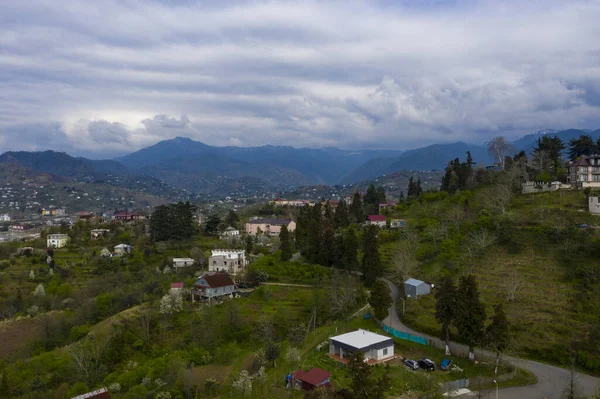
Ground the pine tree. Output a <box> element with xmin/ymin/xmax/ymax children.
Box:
<box><xmin>342</xmin><ymin>226</ymin><xmax>359</xmax><ymax>271</ymax></box>
<box><xmin>485</xmin><ymin>304</ymin><xmax>510</xmax><ymax>374</ymax></box>
<box><xmin>1</xmin><ymin>370</ymin><xmax>8</xmax><ymax>397</ymax></box>
<box><xmin>369</xmin><ymin>280</ymin><xmax>392</xmax><ymax>320</ymax></box>
<box><xmin>347</xmin><ymin>350</ymin><xmax>390</xmax><ymax>399</ymax></box>
<box><xmin>454</xmin><ymin>274</ymin><xmax>486</xmax><ymax>361</ymax></box>
<box><xmin>333</xmin><ymin>200</ymin><xmax>349</xmax><ymax>228</ymax></box>
<box><xmin>435</xmin><ymin>276</ymin><xmax>457</xmax><ymax>355</ymax></box>
<box><xmin>407</xmin><ymin>177</ymin><xmax>415</xmax><ymax>197</ymax></box>
<box><xmin>319</xmin><ymin>220</ymin><xmax>335</xmax><ymax>266</ymax></box>
<box><xmin>225</xmin><ymin>210</ymin><xmax>239</xmax><ymax>228</ymax></box>
<box><xmin>295</xmin><ymin>206</ymin><xmax>311</xmax><ymax>254</ymax></box>
<box><xmin>416</xmin><ymin>178</ymin><xmax>422</xmax><ymax>196</ymax></box>
<box><xmin>361</xmin><ymin>225</ymin><xmax>382</xmax><ymax>285</ymax></box>
<box><xmin>279</xmin><ymin>225</ymin><xmax>293</xmax><ymax>261</ymax></box>
<box><xmin>308</xmin><ymin>203</ymin><xmax>322</xmax><ymax>263</ymax></box>
<box><xmin>350</xmin><ymin>192</ymin><xmax>363</xmax><ymax>224</ymax></box>
<box><xmin>245</xmin><ymin>235</ymin><xmax>253</xmax><ymax>255</ymax></box>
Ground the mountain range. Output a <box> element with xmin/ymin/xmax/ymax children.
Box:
<box><xmin>1</xmin><ymin>128</ymin><xmax>599</xmax><ymax>198</ymax></box>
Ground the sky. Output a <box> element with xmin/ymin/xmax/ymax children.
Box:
<box><xmin>1</xmin><ymin>0</ymin><xmax>600</xmax><ymax>158</ymax></box>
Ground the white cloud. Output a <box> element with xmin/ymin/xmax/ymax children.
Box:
<box><xmin>0</xmin><ymin>0</ymin><xmax>600</xmax><ymax>156</ymax></box>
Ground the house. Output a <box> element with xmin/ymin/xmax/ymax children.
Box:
<box><xmin>329</xmin><ymin>329</ymin><xmax>395</xmax><ymax>363</ymax></box>
<box><xmin>76</xmin><ymin>211</ymin><xmax>94</xmax><ymax>220</ymax></box>
<box><xmin>245</xmin><ymin>218</ymin><xmax>296</xmax><ymax>236</ymax></box>
<box><xmin>271</xmin><ymin>198</ymin><xmax>313</xmax><ymax>207</ymax></box>
<box><xmin>191</xmin><ymin>272</ymin><xmax>236</xmax><ymax>301</ymax></box>
<box><xmin>208</xmin><ymin>249</ymin><xmax>247</xmax><ymax>275</ymax></box>
<box><xmin>114</xmin><ymin>244</ymin><xmax>132</xmax><ymax>255</ymax></box>
<box><xmin>390</xmin><ymin>219</ymin><xmax>405</xmax><ymax>229</ymax></box>
<box><xmin>220</xmin><ymin>226</ymin><xmax>240</xmax><ymax>239</ymax></box>
<box><xmin>171</xmin><ymin>282</ymin><xmax>184</xmax><ymax>291</ymax></box>
<box><xmin>291</xmin><ymin>368</ymin><xmax>331</xmax><ymax>391</ymax></box>
<box><xmin>41</xmin><ymin>207</ymin><xmax>66</xmax><ymax>217</ymax></box>
<box><xmin>112</xmin><ymin>211</ymin><xmax>146</xmax><ymax>222</ymax></box>
<box><xmin>90</xmin><ymin>229</ymin><xmax>110</xmax><ymax>239</ymax></box>
<box><xmin>47</xmin><ymin>234</ymin><xmax>69</xmax><ymax>248</ymax></box>
<box><xmin>72</xmin><ymin>387</ymin><xmax>111</xmax><ymax>399</ymax></box>
<box><xmin>378</xmin><ymin>202</ymin><xmax>396</xmax><ymax>213</ymax></box>
<box><xmin>591</xmin><ymin>197</ymin><xmax>600</xmax><ymax>215</ymax></box>
<box><xmin>0</xmin><ymin>214</ymin><xmax>10</xmax><ymax>222</ymax></box>
<box><xmin>404</xmin><ymin>278</ymin><xmax>431</xmax><ymax>298</ymax></box>
<box><xmin>366</xmin><ymin>215</ymin><xmax>386</xmax><ymax>227</ymax></box>
<box><xmin>568</xmin><ymin>155</ymin><xmax>600</xmax><ymax>188</ymax></box>
<box><xmin>9</xmin><ymin>224</ymin><xmax>28</xmax><ymax>231</ymax></box>
<box><xmin>173</xmin><ymin>257</ymin><xmax>195</xmax><ymax>269</ymax></box>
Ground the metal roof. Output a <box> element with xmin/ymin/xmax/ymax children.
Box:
<box><xmin>404</xmin><ymin>278</ymin><xmax>426</xmax><ymax>287</ymax></box>
<box><xmin>329</xmin><ymin>329</ymin><xmax>391</xmax><ymax>350</ymax></box>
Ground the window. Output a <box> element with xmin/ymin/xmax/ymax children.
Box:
<box><xmin>383</xmin><ymin>348</ymin><xmax>388</xmax><ymax>356</ymax></box>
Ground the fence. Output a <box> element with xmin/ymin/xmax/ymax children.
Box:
<box><xmin>382</xmin><ymin>324</ymin><xmax>428</xmax><ymax>346</ymax></box>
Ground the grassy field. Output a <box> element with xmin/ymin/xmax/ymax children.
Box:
<box><xmin>388</xmin><ymin>189</ymin><xmax>600</xmax><ymax>372</ymax></box>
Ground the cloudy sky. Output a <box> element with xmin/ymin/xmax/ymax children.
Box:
<box><xmin>1</xmin><ymin>0</ymin><xmax>600</xmax><ymax>158</ymax></box>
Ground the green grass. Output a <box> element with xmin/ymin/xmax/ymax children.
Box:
<box><xmin>249</xmin><ymin>254</ymin><xmax>333</xmax><ymax>284</ymax></box>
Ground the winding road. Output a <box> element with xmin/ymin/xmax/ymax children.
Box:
<box><xmin>381</xmin><ymin>278</ymin><xmax>599</xmax><ymax>399</ymax></box>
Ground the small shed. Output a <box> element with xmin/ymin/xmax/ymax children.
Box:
<box><xmin>173</xmin><ymin>258</ymin><xmax>195</xmax><ymax>269</ymax></box>
<box><xmin>291</xmin><ymin>368</ymin><xmax>331</xmax><ymax>391</ymax></box>
<box><xmin>170</xmin><ymin>282</ymin><xmax>184</xmax><ymax>291</ymax></box>
<box><xmin>404</xmin><ymin>278</ymin><xmax>431</xmax><ymax>298</ymax></box>
<box><xmin>114</xmin><ymin>244</ymin><xmax>132</xmax><ymax>255</ymax></box>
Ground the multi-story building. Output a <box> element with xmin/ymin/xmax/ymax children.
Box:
<box><xmin>568</xmin><ymin>156</ymin><xmax>600</xmax><ymax>188</ymax></box>
<box><xmin>47</xmin><ymin>234</ymin><xmax>69</xmax><ymax>248</ymax></box>
<box><xmin>208</xmin><ymin>249</ymin><xmax>247</xmax><ymax>275</ymax></box>
<box><xmin>245</xmin><ymin>218</ymin><xmax>296</xmax><ymax>236</ymax></box>
<box><xmin>0</xmin><ymin>214</ymin><xmax>10</xmax><ymax>222</ymax></box>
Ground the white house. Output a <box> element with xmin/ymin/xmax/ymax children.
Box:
<box><xmin>590</xmin><ymin>197</ymin><xmax>600</xmax><ymax>215</ymax></box>
<box><xmin>390</xmin><ymin>219</ymin><xmax>405</xmax><ymax>229</ymax></box>
<box><xmin>173</xmin><ymin>257</ymin><xmax>195</xmax><ymax>269</ymax></box>
<box><xmin>220</xmin><ymin>226</ymin><xmax>240</xmax><ymax>238</ymax></box>
<box><xmin>329</xmin><ymin>329</ymin><xmax>395</xmax><ymax>363</ymax></box>
<box><xmin>90</xmin><ymin>229</ymin><xmax>110</xmax><ymax>239</ymax></box>
<box><xmin>47</xmin><ymin>234</ymin><xmax>69</xmax><ymax>248</ymax></box>
<box><xmin>0</xmin><ymin>214</ymin><xmax>10</xmax><ymax>222</ymax></box>
<box><xmin>208</xmin><ymin>249</ymin><xmax>247</xmax><ymax>275</ymax></box>
<box><xmin>365</xmin><ymin>215</ymin><xmax>386</xmax><ymax>227</ymax></box>
<box><xmin>114</xmin><ymin>243</ymin><xmax>132</xmax><ymax>255</ymax></box>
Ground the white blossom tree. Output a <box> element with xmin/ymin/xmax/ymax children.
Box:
<box><xmin>33</xmin><ymin>283</ymin><xmax>45</xmax><ymax>297</ymax></box>
<box><xmin>159</xmin><ymin>290</ymin><xmax>183</xmax><ymax>315</ymax></box>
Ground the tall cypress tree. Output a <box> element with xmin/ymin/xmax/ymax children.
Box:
<box><xmin>279</xmin><ymin>225</ymin><xmax>293</xmax><ymax>261</ymax></box>
<box><xmin>455</xmin><ymin>274</ymin><xmax>486</xmax><ymax>361</ymax></box>
<box><xmin>308</xmin><ymin>203</ymin><xmax>322</xmax><ymax>263</ymax></box>
<box><xmin>342</xmin><ymin>226</ymin><xmax>359</xmax><ymax>271</ymax></box>
<box><xmin>295</xmin><ymin>206</ymin><xmax>310</xmax><ymax>254</ymax></box>
<box><xmin>245</xmin><ymin>234</ymin><xmax>253</xmax><ymax>255</ymax></box>
<box><xmin>319</xmin><ymin>220</ymin><xmax>335</xmax><ymax>266</ymax></box>
<box><xmin>485</xmin><ymin>304</ymin><xmax>510</xmax><ymax>374</ymax></box>
<box><xmin>361</xmin><ymin>225</ymin><xmax>382</xmax><ymax>285</ymax></box>
<box><xmin>350</xmin><ymin>192</ymin><xmax>363</xmax><ymax>223</ymax></box>
<box><xmin>435</xmin><ymin>276</ymin><xmax>457</xmax><ymax>355</ymax></box>
<box><xmin>334</xmin><ymin>200</ymin><xmax>349</xmax><ymax>228</ymax></box>
<box><xmin>407</xmin><ymin>177</ymin><xmax>415</xmax><ymax>198</ymax></box>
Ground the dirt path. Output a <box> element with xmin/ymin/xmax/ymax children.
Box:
<box><xmin>381</xmin><ymin>278</ymin><xmax>600</xmax><ymax>399</ymax></box>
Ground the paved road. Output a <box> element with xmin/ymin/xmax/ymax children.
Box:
<box><xmin>381</xmin><ymin>278</ymin><xmax>599</xmax><ymax>399</ymax></box>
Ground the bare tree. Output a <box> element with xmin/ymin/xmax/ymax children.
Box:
<box><xmin>328</xmin><ymin>272</ymin><xmax>359</xmax><ymax>319</ymax></box>
<box><xmin>488</xmin><ymin>136</ymin><xmax>515</xmax><ymax>170</ymax></box>
<box><xmin>503</xmin><ymin>270</ymin><xmax>522</xmax><ymax>303</ymax></box>
<box><xmin>445</xmin><ymin>206</ymin><xmax>466</xmax><ymax>231</ymax></box>
<box><xmin>391</xmin><ymin>246</ymin><xmax>419</xmax><ymax>283</ymax></box>
<box><xmin>465</xmin><ymin>228</ymin><xmax>498</xmax><ymax>257</ymax></box>
<box><xmin>481</xmin><ymin>185</ymin><xmax>513</xmax><ymax>214</ymax></box>
<box><xmin>70</xmin><ymin>335</ymin><xmax>106</xmax><ymax>383</ymax></box>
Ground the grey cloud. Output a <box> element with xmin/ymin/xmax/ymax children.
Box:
<box><xmin>1</xmin><ymin>0</ymin><xmax>600</xmax><ymax>155</ymax></box>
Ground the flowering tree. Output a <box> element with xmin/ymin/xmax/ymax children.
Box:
<box><xmin>159</xmin><ymin>290</ymin><xmax>183</xmax><ymax>315</ymax></box>
<box><xmin>33</xmin><ymin>284</ymin><xmax>45</xmax><ymax>297</ymax></box>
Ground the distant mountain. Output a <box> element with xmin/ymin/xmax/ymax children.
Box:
<box><xmin>0</xmin><ymin>150</ymin><xmax>125</xmax><ymax>180</ymax></box>
<box><xmin>0</xmin><ymin>163</ymin><xmax>168</xmax><ymax>215</ymax></box>
<box><xmin>342</xmin><ymin>128</ymin><xmax>600</xmax><ymax>183</ymax></box>
<box><xmin>341</xmin><ymin>142</ymin><xmax>491</xmax><ymax>183</ymax></box>
<box><xmin>117</xmin><ymin>136</ymin><xmax>406</xmax><ymax>187</ymax></box>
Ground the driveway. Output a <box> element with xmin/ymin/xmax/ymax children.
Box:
<box><xmin>381</xmin><ymin>278</ymin><xmax>599</xmax><ymax>399</ymax></box>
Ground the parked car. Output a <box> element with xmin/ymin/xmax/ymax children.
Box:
<box><xmin>440</xmin><ymin>358</ymin><xmax>452</xmax><ymax>371</ymax></box>
<box><xmin>403</xmin><ymin>359</ymin><xmax>419</xmax><ymax>370</ymax></box>
<box><xmin>418</xmin><ymin>358</ymin><xmax>435</xmax><ymax>371</ymax></box>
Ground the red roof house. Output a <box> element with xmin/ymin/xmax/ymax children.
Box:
<box><xmin>192</xmin><ymin>272</ymin><xmax>236</xmax><ymax>301</ymax></box>
<box><xmin>292</xmin><ymin>368</ymin><xmax>331</xmax><ymax>391</ymax></box>
<box><xmin>72</xmin><ymin>387</ymin><xmax>112</xmax><ymax>399</ymax></box>
<box><xmin>171</xmin><ymin>282</ymin><xmax>184</xmax><ymax>290</ymax></box>
<box><xmin>366</xmin><ymin>215</ymin><xmax>387</xmax><ymax>227</ymax></box>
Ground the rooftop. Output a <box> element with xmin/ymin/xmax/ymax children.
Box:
<box><xmin>405</xmin><ymin>278</ymin><xmax>426</xmax><ymax>286</ymax></box>
<box><xmin>293</xmin><ymin>368</ymin><xmax>331</xmax><ymax>386</ymax></box>
<box><xmin>247</xmin><ymin>218</ymin><xmax>293</xmax><ymax>225</ymax></box>
<box><xmin>195</xmin><ymin>272</ymin><xmax>235</xmax><ymax>288</ymax></box>
<box><xmin>329</xmin><ymin>329</ymin><xmax>391</xmax><ymax>350</ymax></box>
<box><xmin>173</xmin><ymin>258</ymin><xmax>194</xmax><ymax>262</ymax></box>
<box><xmin>171</xmin><ymin>282</ymin><xmax>184</xmax><ymax>289</ymax></box>
<box><xmin>367</xmin><ymin>215</ymin><xmax>386</xmax><ymax>222</ymax></box>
